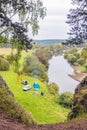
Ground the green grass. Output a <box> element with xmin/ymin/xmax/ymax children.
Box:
<box><xmin>80</xmin><ymin>66</ymin><xmax>87</xmax><ymax>71</ymax></box>
<box><xmin>0</xmin><ymin>70</ymin><xmax>69</xmax><ymax>124</ymax></box>
<box><xmin>0</xmin><ymin>49</ymin><xmax>70</xmax><ymax>124</ymax></box>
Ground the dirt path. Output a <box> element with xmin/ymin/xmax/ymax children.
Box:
<box><xmin>0</xmin><ymin>113</ymin><xmax>87</xmax><ymax>130</ymax></box>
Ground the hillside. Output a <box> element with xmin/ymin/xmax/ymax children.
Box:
<box><xmin>1</xmin><ymin>113</ymin><xmax>87</xmax><ymax>130</ymax></box>
<box><xmin>68</xmin><ymin>76</ymin><xmax>87</xmax><ymax>119</ymax></box>
<box><xmin>0</xmin><ymin>70</ymin><xmax>69</xmax><ymax>124</ymax></box>
<box><xmin>1</xmin><ymin>76</ymin><xmax>87</xmax><ymax>129</ymax></box>
<box><xmin>0</xmin><ymin>75</ymin><xmax>35</xmax><ymax>125</ymax></box>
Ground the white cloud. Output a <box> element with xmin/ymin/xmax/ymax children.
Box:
<box><xmin>32</xmin><ymin>0</ymin><xmax>72</xmax><ymax>40</ymax></box>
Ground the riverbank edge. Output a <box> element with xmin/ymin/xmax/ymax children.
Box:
<box><xmin>69</xmin><ymin>65</ymin><xmax>87</xmax><ymax>82</ymax></box>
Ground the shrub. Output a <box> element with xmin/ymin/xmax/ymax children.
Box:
<box><xmin>48</xmin><ymin>83</ymin><xmax>59</xmax><ymax>95</ymax></box>
<box><xmin>67</xmin><ymin>54</ymin><xmax>77</xmax><ymax>64</ymax></box>
<box><xmin>64</xmin><ymin>53</ymin><xmax>68</xmax><ymax>59</ymax></box>
<box><xmin>77</xmin><ymin>57</ymin><xmax>85</xmax><ymax>65</ymax></box>
<box><xmin>70</xmin><ymin>46</ymin><xmax>78</xmax><ymax>54</ymax></box>
<box><xmin>6</xmin><ymin>53</ymin><xmax>20</xmax><ymax>64</ymax></box>
<box><xmin>59</xmin><ymin>92</ymin><xmax>73</xmax><ymax>108</ymax></box>
<box><xmin>34</xmin><ymin>47</ymin><xmax>51</xmax><ymax>68</ymax></box>
<box><xmin>68</xmin><ymin>87</ymin><xmax>87</xmax><ymax>120</ymax></box>
<box><xmin>84</xmin><ymin>62</ymin><xmax>87</xmax><ymax>69</ymax></box>
<box><xmin>81</xmin><ymin>47</ymin><xmax>87</xmax><ymax>60</ymax></box>
<box><xmin>23</xmin><ymin>55</ymin><xmax>48</xmax><ymax>81</ymax></box>
<box><xmin>74</xmin><ymin>53</ymin><xmax>80</xmax><ymax>59</ymax></box>
<box><xmin>0</xmin><ymin>57</ymin><xmax>9</xmax><ymax>70</ymax></box>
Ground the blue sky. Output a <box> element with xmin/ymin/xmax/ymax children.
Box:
<box><xmin>31</xmin><ymin>0</ymin><xmax>72</xmax><ymax>40</ymax></box>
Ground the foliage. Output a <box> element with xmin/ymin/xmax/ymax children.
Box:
<box><xmin>64</xmin><ymin>46</ymin><xmax>78</xmax><ymax>56</ymax></box>
<box><xmin>6</xmin><ymin>53</ymin><xmax>21</xmax><ymax>74</ymax></box>
<box><xmin>76</xmin><ymin>47</ymin><xmax>87</xmax><ymax>66</ymax></box>
<box><xmin>64</xmin><ymin>46</ymin><xmax>87</xmax><ymax>71</ymax></box>
<box><xmin>47</xmin><ymin>83</ymin><xmax>59</xmax><ymax>95</ymax></box>
<box><xmin>34</xmin><ymin>44</ymin><xmax>64</xmax><ymax>68</ymax></box>
<box><xmin>84</xmin><ymin>62</ymin><xmax>87</xmax><ymax>69</ymax></box>
<box><xmin>0</xmin><ymin>0</ymin><xmax>46</xmax><ymax>50</ymax></box>
<box><xmin>77</xmin><ymin>57</ymin><xmax>85</xmax><ymax>65</ymax></box>
<box><xmin>49</xmin><ymin>43</ymin><xmax>64</xmax><ymax>56</ymax></box>
<box><xmin>0</xmin><ymin>57</ymin><xmax>9</xmax><ymax>70</ymax></box>
<box><xmin>22</xmin><ymin>55</ymin><xmax>48</xmax><ymax>81</ymax></box>
<box><xmin>67</xmin><ymin>0</ymin><xmax>87</xmax><ymax>44</ymax></box>
<box><xmin>67</xmin><ymin>54</ymin><xmax>77</xmax><ymax>64</ymax></box>
<box><xmin>68</xmin><ymin>82</ymin><xmax>87</xmax><ymax>120</ymax></box>
<box><xmin>64</xmin><ymin>46</ymin><xmax>79</xmax><ymax>64</ymax></box>
<box><xmin>59</xmin><ymin>92</ymin><xmax>73</xmax><ymax>108</ymax></box>
<box><xmin>34</xmin><ymin>46</ymin><xmax>51</xmax><ymax>68</ymax></box>
<box><xmin>0</xmin><ymin>36</ymin><xmax>8</xmax><ymax>47</ymax></box>
<box><xmin>81</xmin><ymin>47</ymin><xmax>87</xmax><ymax>60</ymax></box>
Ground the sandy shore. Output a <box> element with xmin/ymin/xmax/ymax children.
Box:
<box><xmin>69</xmin><ymin>66</ymin><xmax>87</xmax><ymax>82</ymax></box>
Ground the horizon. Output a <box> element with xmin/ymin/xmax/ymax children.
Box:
<box><xmin>34</xmin><ymin>38</ymin><xmax>66</xmax><ymax>40</ymax></box>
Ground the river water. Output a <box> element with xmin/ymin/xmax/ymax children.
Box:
<box><xmin>48</xmin><ymin>56</ymin><xmax>79</xmax><ymax>93</ymax></box>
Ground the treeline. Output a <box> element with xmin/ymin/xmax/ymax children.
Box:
<box><xmin>22</xmin><ymin>43</ymin><xmax>64</xmax><ymax>81</ymax></box>
<box><xmin>64</xmin><ymin>46</ymin><xmax>87</xmax><ymax>70</ymax></box>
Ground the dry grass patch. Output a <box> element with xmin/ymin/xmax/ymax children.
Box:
<box><xmin>0</xmin><ymin>48</ymin><xmax>17</xmax><ymax>56</ymax></box>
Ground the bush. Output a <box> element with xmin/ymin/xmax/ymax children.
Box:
<box><xmin>77</xmin><ymin>57</ymin><xmax>85</xmax><ymax>65</ymax></box>
<box><xmin>0</xmin><ymin>87</ymin><xmax>35</xmax><ymax>125</ymax></box>
<box><xmin>0</xmin><ymin>57</ymin><xmax>9</xmax><ymax>70</ymax></box>
<box><xmin>6</xmin><ymin>53</ymin><xmax>20</xmax><ymax>64</ymax></box>
<box><xmin>23</xmin><ymin>55</ymin><xmax>48</xmax><ymax>81</ymax></box>
<box><xmin>81</xmin><ymin>47</ymin><xmax>87</xmax><ymax>60</ymax></box>
<box><xmin>34</xmin><ymin>47</ymin><xmax>51</xmax><ymax>68</ymax></box>
<box><xmin>74</xmin><ymin>53</ymin><xmax>80</xmax><ymax>59</ymax></box>
<box><xmin>59</xmin><ymin>92</ymin><xmax>73</xmax><ymax>108</ymax></box>
<box><xmin>48</xmin><ymin>83</ymin><xmax>59</xmax><ymax>95</ymax></box>
<box><xmin>67</xmin><ymin>54</ymin><xmax>77</xmax><ymax>64</ymax></box>
<box><xmin>64</xmin><ymin>53</ymin><xmax>68</xmax><ymax>59</ymax></box>
<box><xmin>68</xmin><ymin>87</ymin><xmax>87</xmax><ymax>120</ymax></box>
<box><xmin>84</xmin><ymin>62</ymin><xmax>87</xmax><ymax>69</ymax></box>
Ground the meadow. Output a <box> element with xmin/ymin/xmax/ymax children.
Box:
<box><xmin>0</xmin><ymin>48</ymin><xmax>69</xmax><ymax>124</ymax></box>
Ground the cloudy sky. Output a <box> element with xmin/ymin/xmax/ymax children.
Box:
<box><xmin>32</xmin><ymin>0</ymin><xmax>72</xmax><ymax>40</ymax></box>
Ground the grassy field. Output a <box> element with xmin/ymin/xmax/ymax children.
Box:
<box><xmin>0</xmin><ymin>48</ymin><xmax>69</xmax><ymax>124</ymax></box>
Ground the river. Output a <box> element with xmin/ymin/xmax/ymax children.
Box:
<box><xmin>48</xmin><ymin>56</ymin><xmax>79</xmax><ymax>93</ymax></box>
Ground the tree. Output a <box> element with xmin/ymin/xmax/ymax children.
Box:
<box><xmin>0</xmin><ymin>0</ymin><xmax>46</xmax><ymax>74</ymax></box>
<box><xmin>81</xmin><ymin>46</ymin><xmax>87</xmax><ymax>60</ymax></box>
<box><xmin>47</xmin><ymin>83</ymin><xmax>59</xmax><ymax>95</ymax></box>
<box><xmin>22</xmin><ymin>55</ymin><xmax>48</xmax><ymax>81</ymax></box>
<box><xmin>0</xmin><ymin>0</ymin><xmax>46</xmax><ymax>49</ymax></box>
<box><xmin>67</xmin><ymin>0</ymin><xmax>87</xmax><ymax>44</ymax></box>
<box><xmin>59</xmin><ymin>92</ymin><xmax>73</xmax><ymax>108</ymax></box>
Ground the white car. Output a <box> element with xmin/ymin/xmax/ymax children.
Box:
<box><xmin>23</xmin><ymin>85</ymin><xmax>31</xmax><ymax>91</ymax></box>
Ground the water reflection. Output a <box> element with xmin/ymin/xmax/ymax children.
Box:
<box><xmin>48</xmin><ymin>56</ymin><xmax>79</xmax><ymax>93</ymax></box>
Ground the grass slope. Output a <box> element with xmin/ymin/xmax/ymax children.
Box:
<box><xmin>0</xmin><ymin>76</ymin><xmax>35</xmax><ymax>125</ymax></box>
<box><xmin>0</xmin><ymin>70</ymin><xmax>69</xmax><ymax>124</ymax></box>
<box><xmin>0</xmin><ymin>48</ymin><xmax>69</xmax><ymax>124</ymax></box>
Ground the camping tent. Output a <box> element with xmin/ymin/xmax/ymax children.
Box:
<box><xmin>33</xmin><ymin>82</ymin><xmax>40</xmax><ymax>90</ymax></box>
